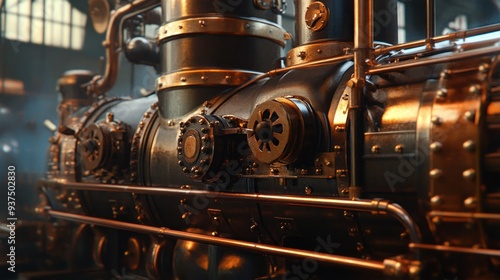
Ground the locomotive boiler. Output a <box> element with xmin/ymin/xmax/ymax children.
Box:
<box><xmin>34</xmin><ymin>0</ymin><xmax>500</xmax><ymax>279</ymax></box>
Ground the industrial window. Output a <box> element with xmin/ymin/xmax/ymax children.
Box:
<box><xmin>1</xmin><ymin>0</ymin><xmax>87</xmax><ymax>50</ymax></box>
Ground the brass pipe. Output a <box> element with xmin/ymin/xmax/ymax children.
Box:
<box><xmin>88</xmin><ymin>0</ymin><xmax>160</xmax><ymax>96</ymax></box>
<box><xmin>374</xmin><ymin>23</ymin><xmax>500</xmax><ymax>57</ymax></box>
<box><xmin>368</xmin><ymin>45</ymin><xmax>500</xmax><ymax>75</ymax></box>
<box><xmin>40</xmin><ymin>179</ymin><xmax>421</xmax><ymax>243</ymax></box>
<box><xmin>410</xmin><ymin>243</ymin><xmax>500</xmax><ymax>257</ymax></box>
<box><xmin>428</xmin><ymin>211</ymin><xmax>500</xmax><ymax>220</ymax></box>
<box><xmin>48</xmin><ymin>209</ymin><xmax>397</xmax><ymax>273</ymax></box>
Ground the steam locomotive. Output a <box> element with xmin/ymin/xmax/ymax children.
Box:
<box><xmin>30</xmin><ymin>0</ymin><xmax>500</xmax><ymax>279</ymax></box>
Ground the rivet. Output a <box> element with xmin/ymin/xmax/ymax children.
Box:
<box><xmin>225</xmin><ymin>75</ymin><xmax>231</xmax><ymax>80</ymax></box>
<box><xmin>464</xmin><ymin>197</ymin><xmax>477</xmax><ymax>209</ymax></box>
<box><xmin>245</xmin><ymin>23</ymin><xmax>250</xmax><ymax>29</ymax></box>
<box><xmin>178</xmin><ymin>25</ymin><xmax>183</xmax><ymax>29</ymax></box>
<box><xmin>431</xmin><ymin>116</ymin><xmax>442</xmax><ymax>125</ymax></box>
<box><xmin>163</xmin><ymin>28</ymin><xmax>168</xmax><ymax>34</ymax></box>
<box><xmin>198</xmin><ymin>118</ymin><xmax>205</xmax><ymax>125</ymax></box>
<box><xmin>462</xmin><ymin>169</ymin><xmax>476</xmax><ymax>180</ymax></box>
<box><xmin>478</xmin><ymin>63</ymin><xmax>489</xmax><ymax>73</ymax></box>
<box><xmin>430</xmin><ymin>195</ymin><xmax>442</xmax><ymax>206</ymax></box>
<box><xmin>317</xmin><ymin>49</ymin><xmax>322</xmax><ymax>54</ymax></box>
<box><xmin>300</xmin><ymin>169</ymin><xmax>308</xmax><ymax>175</ymax></box>
<box><xmin>462</xmin><ymin>140</ymin><xmax>475</xmax><ymax>152</ymax></box>
<box><xmin>440</xmin><ymin>70</ymin><xmax>450</xmax><ymax>79</ymax></box>
<box><xmin>201</xmin><ymin>76</ymin><xmax>208</xmax><ymax>81</ymax></box>
<box><xmin>168</xmin><ymin>120</ymin><xmax>175</xmax><ymax>126</ymax></box>
<box><xmin>158</xmin><ymin>82</ymin><xmax>163</xmax><ymax>88</ymax></box>
<box><xmin>394</xmin><ymin>144</ymin><xmax>404</xmax><ymax>153</ymax></box>
<box><xmin>430</xmin><ymin>142</ymin><xmax>443</xmax><ymax>152</ymax></box>
<box><xmin>305</xmin><ymin>186</ymin><xmax>312</xmax><ymax>195</ymax></box>
<box><xmin>335</xmin><ymin>126</ymin><xmax>345</xmax><ymax>132</ymax></box>
<box><xmin>432</xmin><ymin>217</ymin><xmax>442</xmax><ymax>225</ymax></box>
<box><xmin>180</xmin><ymin>77</ymin><xmax>187</xmax><ymax>82</ymax></box>
<box><xmin>469</xmin><ymin>84</ymin><xmax>481</xmax><ymax>94</ymax></box>
<box><xmin>429</xmin><ymin>169</ymin><xmax>443</xmax><ymax>179</ymax></box>
<box><xmin>177</xmin><ymin>160</ymin><xmax>184</xmax><ymax>166</ymax></box>
<box><xmin>371</xmin><ymin>145</ymin><xmax>380</xmax><ymax>154</ymax></box>
<box><xmin>436</xmin><ymin>89</ymin><xmax>447</xmax><ymax>100</ymax></box>
<box><xmin>464</xmin><ymin>110</ymin><xmax>475</xmax><ymax>122</ymax></box>
<box><xmin>199</xmin><ymin>20</ymin><xmax>205</xmax><ymax>27</ymax></box>
<box><xmin>212</xmin><ymin>231</ymin><xmax>218</xmax><ymax>236</ymax></box>
<box><xmin>182</xmin><ymin>167</ymin><xmax>188</xmax><ymax>173</ymax></box>
<box><xmin>334</xmin><ymin>145</ymin><xmax>342</xmax><ymax>152</ymax></box>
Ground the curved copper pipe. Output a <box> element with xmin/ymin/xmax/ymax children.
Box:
<box><xmin>88</xmin><ymin>0</ymin><xmax>160</xmax><ymax>96</ymax></box>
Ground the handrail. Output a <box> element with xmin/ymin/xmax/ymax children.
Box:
<box><xmin>39</xmin><ymin>179</ymin><xmax>421</xmax><ymax>243</ymax></box>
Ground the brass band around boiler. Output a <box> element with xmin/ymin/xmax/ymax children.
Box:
<box><xmin>156</xmin><ymin>69</ymin><xmax>262</xmax><ymax>90</ymax></box>
<box><xmin>157</xmin><ymin>17</ymin><xmax>289</xmax><ymax>46</ymax></box>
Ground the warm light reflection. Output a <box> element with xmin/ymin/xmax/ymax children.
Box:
<box><xmin>0</xmin><ymin>78</ymin><xmax>25</xmax><ymax>95</ymax></box>
<box><xmin>196</xmin><ymin>254</ymin><xmax>209</xmax><ymax>270</ymax></box>
<box><xmin>218</xmin><ymin>255</ymin><xmax>243</xmax><ymax>271</ymax></box>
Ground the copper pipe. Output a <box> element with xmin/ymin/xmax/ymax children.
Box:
<box><xmin>426</xmin><ymin>0</ymin><xmax>435</xmax><ymax>40</ymax></box>
<box><xmin>349</xmin><ymin>0</ymin><xmax>373</xmax><ymax>194</ymax></box>
<box><xmin>368</xmin><ymin>45</ymin><xmax>500</xmax><ymax>75</ymax></box>
<box><xmin>374</xmin><ymin>23</ymin><xmax>500</xmax><ymax>57</ymax></box>
<box><xmin>428</xmin><ymin>211</ymin><xmax>500</xmax><ymax>220</ymax></box>
<box><xmin>88</xmin><ymin>0</ymin><xmax>160</xmax><ymax>96</ymax></box>
<box><xmin>410</xmin><ymin>243</ymin><xmax>500</xmax><ymax>257</ymax></box>
<box><xmin>40</xmin><ymin>179</ymin><xmax>421</xmax><ymax>243</ymax></box>
<box><xmin>47</xmin><ymin>209</ymin><xmax>390</xmax><ymax>272</ymax></box>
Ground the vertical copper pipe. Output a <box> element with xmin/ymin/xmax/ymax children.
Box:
<box><xmin>426</xmin><ymin>0</ymin><xmax>435</xmax><ymax>40</ymax></box>
<box><xmin>88</xmin><ymin>0</ymin><xmax>160</xmax><ymax>96</ymax></box>
<box><xmin>349</xmin><ymin>0</ymin><xmax>373</xmax><ymax>195</ymax></box>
